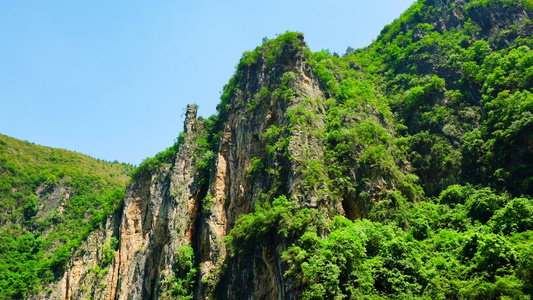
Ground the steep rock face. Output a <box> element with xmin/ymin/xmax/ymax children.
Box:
<box><xmin>43</xmin><ymin>34</ymin><xmax>327</xmax><ymax>300</ymax></box>
<box><xmin>38</xmin><ymin>35</ymin><xmax>323</xmax><ymax>300</ymax></box>
<box><xmin>197</xmin><ymin>34</ymin><xmax>328</xmax><ymax>299</ymax></box>
<box><xmin>112</xmin><ymin>105</ymin><xmax>202</xmax><ymax>300</ymax></box>
<box><xmin>32</xmin><ymin>106</ymin><xmax>204</xmax><ymax>300</ymax></box>
<box><xmin>35</xmin><ymin>31</ymin><xmax>401</xmax><ymax>300</ymax></box>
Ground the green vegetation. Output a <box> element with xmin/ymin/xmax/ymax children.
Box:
<box><xmin>159</xmin><ymin>246</ymin><xmax>197</xmax><ymax>300</ymax></box>
<box><xmin>310</xmin><ymin>48</ymin><xmax>422</xmax><ymax>223</ymax></box>
<box><xmin>228</xmin><ymin>185</ymin><xmax>532</xmax><ymax>299</ymax></box>
<box><xmin>230</xmin><ymin>195</ymin><xmax>327</xmax><ymax>246</ymax></box>
<box><xmin>220</xmin><ymin>0</ymin><xmax>533</xmax><ymax>298</ymax></box>
<box><xmin>349</xmin><ymin>0</ymin><xmax>533</xmax><ymax>197</ymax></box>
<box><xmin>3</xmin><ymin>0</ymin><xmax>533</xmax><ymax>298</ymax></box>
<box><xmin>0</xmin><ymin>134</ymin><xmax>133</xmax><ymax>299</ymax></box>
<box><xmin>132</xmin><ymin>131</ymin><xmax>185</xmax><ymax>178</ymax></box>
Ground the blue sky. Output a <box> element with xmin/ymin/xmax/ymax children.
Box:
<box><xmin>0</xmin><ymin>0</ymin><xmax>414</xmax><ymax>165</ymax></box>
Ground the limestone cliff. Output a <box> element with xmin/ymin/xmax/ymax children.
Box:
<box><xmin>30</xmin><ymin>105</ymin><xmax>203</xmax><ymax>300</ymax></box>
<box><xmin>197</xmin><ymin>33</ymin><xmax>328</xmax><ymax>299</ymax></box>
<box><xmin>32</xmin><ymin>32</ymin><xmax>329</xmax><ymax>300</ymax></box>
<box><xmin>30</xmin><ymin>0</ymin><xmax>533</xmax><ymax>298</ymax></box>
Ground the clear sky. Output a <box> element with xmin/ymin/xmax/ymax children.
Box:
<box><xmin>0</xmin><ymin>0</ymin><xmax>414</xmax><ymax>165</ymax></box>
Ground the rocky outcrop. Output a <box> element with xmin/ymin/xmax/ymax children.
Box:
<box><xmin>29</xmin><ymin>214</ymin><xmax>121</xmax><ymax>300</ymax></box>
<box><xmin>112</xmin><ymin>105</ymin><xmax>203</xmax><ymax>300</ymax></box>
<box><xmin>418</xmin><ymin>0</ymin><xmax>533</xmax><ymax>44</ymax></box>
<box><xmin>35</xmin><ymin>180</ymin><xmax>71</xmax><ymax>220</ymax></box>
<box><xmin>34</xmin><ymin>33</ymin><xmax>329</xmax><ymax>300</ymax></box>
<box><xmin>197</xmin><ymin>33</ymin><xmax>328</xmax><ymax>299</ymax></box>
<box><xmin>32</xmin><ymin>106</ymin><xmax>203</xmax><ymax>300</ymax></box>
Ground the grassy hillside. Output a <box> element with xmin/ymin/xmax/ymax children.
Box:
<box><xmin>0</xmin><ymin>134</ymin><xmax>134</xmax><ymax>299</ymax></box>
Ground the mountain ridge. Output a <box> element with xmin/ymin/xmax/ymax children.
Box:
<box><xmin>1</xmin><ymin>0</ymin><xmax>533</xmax><ymax>298</ymax></box>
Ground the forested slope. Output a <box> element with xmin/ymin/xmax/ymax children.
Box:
<box><xmin>0</xmin><ymin>134</ymin><xmax>134</xmax><ymax>298</ymax></box>
<box><xmin>1</xmin><ymin>0</ymin><xmax>533</xmax><ymax>299</ymax></box>
<box><xmin>223</xmin><ymin>0</ymin><xmax>533</xmax><ymax>298</ymax></box>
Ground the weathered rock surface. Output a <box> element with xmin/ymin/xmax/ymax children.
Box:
<box><xmin>32</xmin><ymin>1</ymin><xmax>533</xmax><ymax>298</ymax></box>
<box><xmin>34</xmin><ymin>34</ymin><xmax>325</xmax><ymax>300</ymax></box>
<box><xmin>32</xmin><ymin>106</ymin><xmax>203</xmax><ymax>300</ymax></box>
<box><xmin>198</xmin><ymin>34</ymin><xmax>327</xmax><ymax>300</ymax></box>
<box><xmin>113</xmin><ymin>105</ymin><xmax>203</xmax><ymax>300</ymax></box>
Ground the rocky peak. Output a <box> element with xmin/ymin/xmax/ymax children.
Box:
<box><xmin>30</xmin><ymin>32</ymin><xmax>328</xmax><ymax>300</ymax></box>
<box><xmin>196</xmin><ymin>32</ymin><xmax>329</xmax><ymax>298</ymax></box>
<box><xmin>183</xmin><ymin>104</ymin><xmax>199</xmax><ymax>138</ymax></box>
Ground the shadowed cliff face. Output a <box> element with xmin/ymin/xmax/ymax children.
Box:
<box><xmin>396</xmin><ymin>0</ymin><xmax>532</xmax><ymax>40</ymax></box>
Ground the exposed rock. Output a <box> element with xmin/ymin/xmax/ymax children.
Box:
<box><xmin>29</xmin><ymin>214</ymin><xmax>121</xmax><ymax>300</ymax></box>
<box><xmin>32</xmin><ymin>2</ymin><xmax>533</xmax><ymax>298</ymax></box>
<box><xmin>113</xmin><ymin>105</ymin><xmax>202</xmax><ymax>299</ymax></box>
<box><xmin>32</xmin><ymin>106</ymin><xmax>203</xmax><ymax>300</ymax></box>
<box><xmin>197</xmin><ymin>33</ymin><xmax>328</xmax><ymax>300</ymax></box>
<box><xmin>35</xmin><ymin>180</ymin><xmax>71</xmax><ymax>220</ymax></box>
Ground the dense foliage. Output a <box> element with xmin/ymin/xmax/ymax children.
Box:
<box><xmin>159</xmin><ymin>246</ymin><xmax>197</xmax><ymax>300</ymax></box>
<box><xmin>222</xmin><ymin>0</ymin><xmax>533</xmax><ymax>298</ymax></box>
<box><xmin>354</xmin><ymin>0</ymin><xmax>533</xmax><ymax>197</ymax></box>
<box><xmin>280</xmin><ymin>185</ymin><xmax>533</xmax><ymax>299</ymax></box>
<box><xmin>0</xmin><ymin>134</ymin><xmax>133</xmax><ymax>299</ymax></box>
<box><xmin>2</xmin><ymin>0</ymin><xmax>533</xmax><ymax>298</ymax></box>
